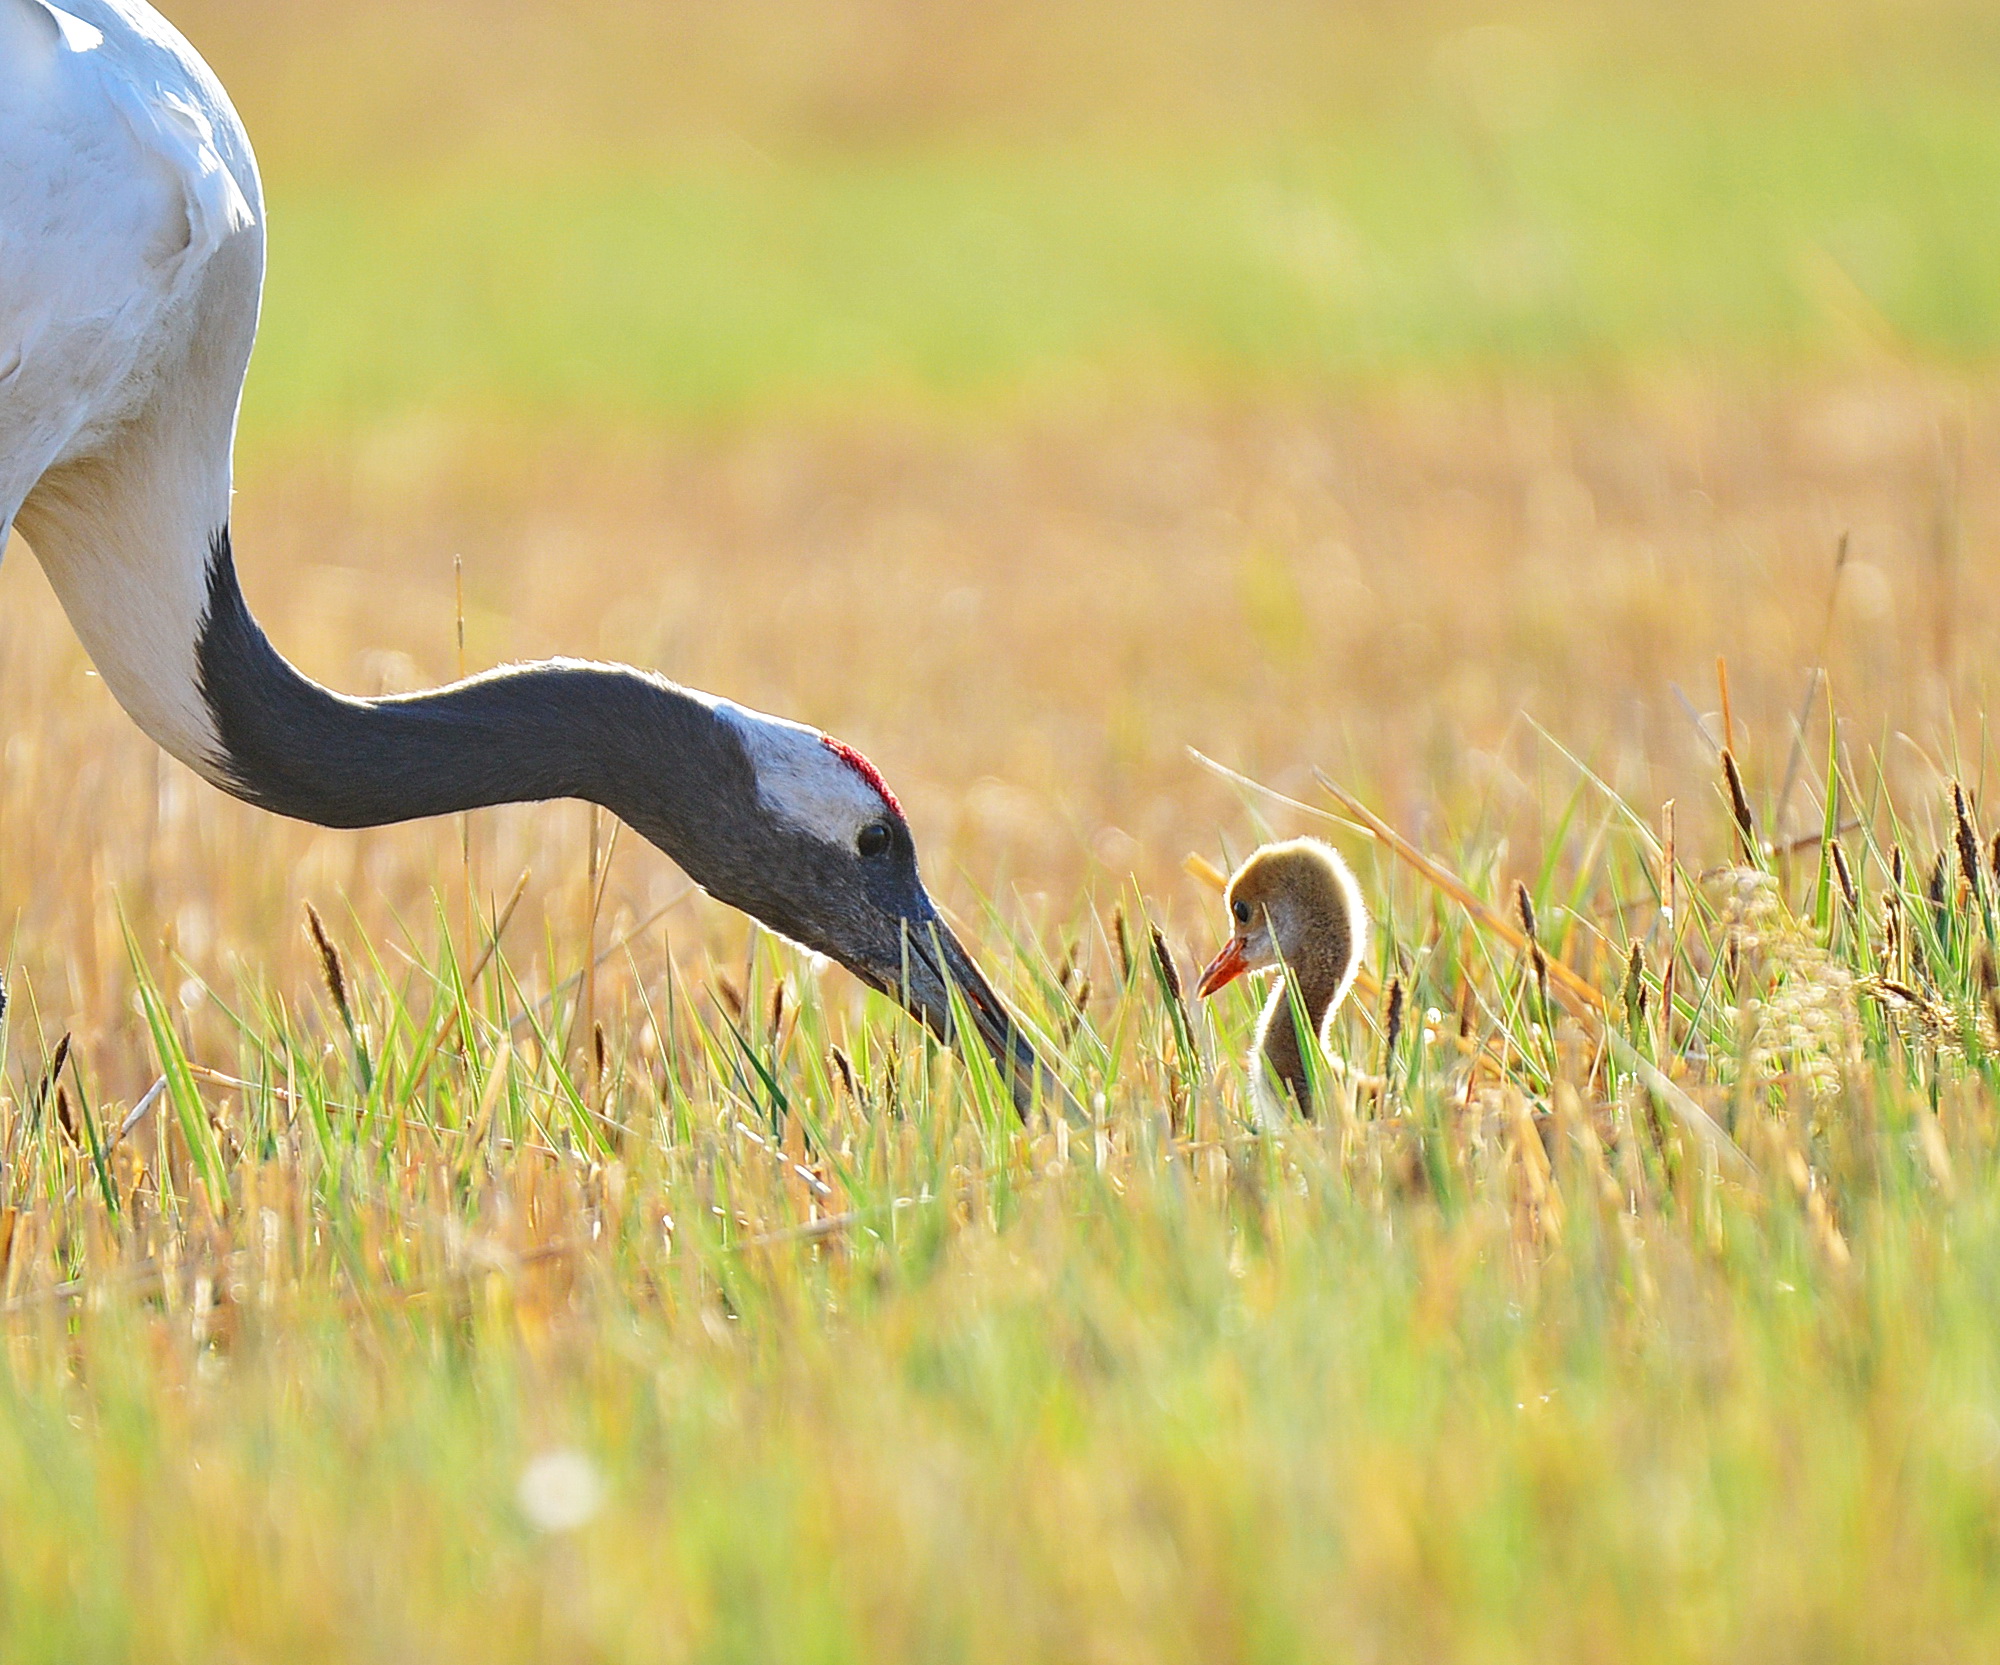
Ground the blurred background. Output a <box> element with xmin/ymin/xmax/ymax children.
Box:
<box><xmin>192</xmin><ymin>0</ymin><xmax>2000</xmax><ymax>435</ymax></box>
<box><xmin>6</xmin><ymin>0</ymin><xmax>2000</xmax><ymax>1061</ymax></box>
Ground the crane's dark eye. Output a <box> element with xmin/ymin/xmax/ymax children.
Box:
<box><xmin>1232</xmin><ymin>899</ymin><xmax>1251</xmax><ymax>925</ymax></box>
<box><xmin>857</xmin><ymin>821</ymin><xmax>893</xmax><ymax>860</ymax></box>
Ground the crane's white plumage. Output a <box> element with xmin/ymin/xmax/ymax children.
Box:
<box><xmin>2</xmin><ymin>0</ymin><xmax>261</xmax><ymax>771</ymax></box>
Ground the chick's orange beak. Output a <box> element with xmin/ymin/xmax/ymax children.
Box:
<box><xmin>1197</xmin><ymin>936</ymin><xmax>1251</xmax><ymax>998</ymax></box>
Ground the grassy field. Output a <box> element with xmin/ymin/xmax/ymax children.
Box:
<box><xmin>5</xmin><ymin>0</ymin><xmax>2000</xmax><ymax>1658</ymax></box>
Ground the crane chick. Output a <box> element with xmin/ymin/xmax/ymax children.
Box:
<box><xmin>1197</xmin><ymin>839</ymin><xmax>1368</xmax><ymax>1121</ymax></box>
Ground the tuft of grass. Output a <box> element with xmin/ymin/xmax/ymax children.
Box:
<box><xmin>0</xmin><ymin>689</ymin><xmax>1999</xmax><ymax>1655</ymax></box>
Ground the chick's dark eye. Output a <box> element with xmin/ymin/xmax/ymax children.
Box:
<box><xmin>1232</xmin><ymin>899</ymin><xmax>1251</xmax><ymax>925</ymax></box>
<box><xmin>857</xmin><ymin>822</ymin><xmax>893</xmax><ymax>860</ymax></box>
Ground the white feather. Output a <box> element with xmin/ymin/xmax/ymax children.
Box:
<box><xmin>1</xmin><ymin>0</ymin><xmax>262</xmax><ymax>773</ymax></box>
<box><xmin>40</xmin><ymin>3</ymin><xmax>102</xmax><ymax>50</ymax></box>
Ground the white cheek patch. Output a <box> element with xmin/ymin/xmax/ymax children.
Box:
<box><xmin>704</xmin><ymin>698</ymin><xmax>892</xmax><ymax>848</ymax></box>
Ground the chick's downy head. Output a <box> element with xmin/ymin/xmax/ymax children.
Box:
<box><xmin>1198</xmin><ymin>838</ymin><xmax>1367</xmax><ymax>998</ymax></box>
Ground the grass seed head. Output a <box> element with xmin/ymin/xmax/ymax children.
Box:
<box><xmin>34</xmin><ymin>1032</ymin><xmax>72</xmax><ymax>1126</ymax></box>
<box><xmin>1056</xmin><ymin>940</ymin><xmax>1092</xmax><ymax>1033</ymax></box>
<box><xmin>1624</xmin><ymin>942</ymin><xmax>1648</xmax><ymax>1024</ymax></box>
<box><xmin>303</xmin><ymin>903</ymin><xmax>354</xmax><ymax>1032</ymax></box>
<box><xmin>1513</xmin><ymin>882</ymin><xmax>1549</xmax><ymax>1003</ymax></box>
<box><xmin>1722</xmin><ymin>749</ymin><xmax>1756</xmax><ymax>855</ymax></box>
<box><xmin>1514</xmin><ymin>880</ymin><xmax>1537</xmax><ymax>941</ymax></box>
<box><xmin>32</xmin><ymin>1032</ymin><xmax>73</xmax><ymax>1136</ymax></box>
<box><xmin>1149</xmin><ymin>923</ymin><xmax>1185</xmax><ymax>1006</ymax></box>
<box><xmin>828</xmin><ymin>1044</ymin><xmax>857</xmax><ymax>1101</ymax></box>
<box><xmin>715</xmin><ymin>974</ymin><xmax>744</xmax><ymax>1020</ymax></box>
<box><xmin>1830</xmin><ymin>838</ymin><xmax>1858</xmax><ymax>912</ymax></box>
<box><xmin>1954</xmin><ymin>781</ymin><xmax>1982</xmax><ymax>893</ymax></box>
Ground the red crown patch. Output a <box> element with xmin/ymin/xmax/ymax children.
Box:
<box><xmin>822</xmin><ymin>735</ymin><xmax>903</xmax><ymax>818</ymax></box>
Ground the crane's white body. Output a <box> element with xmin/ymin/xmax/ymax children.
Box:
<box><xmin>1</xmin><ymin>0</ymin><xmax>260</xmax><ymax>775</ymax></box>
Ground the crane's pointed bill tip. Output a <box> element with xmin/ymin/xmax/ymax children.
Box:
<box><xmin>923</xmin><ymin>918</ymin><xmax>1059</xmax><ymax>1118</ymax></box>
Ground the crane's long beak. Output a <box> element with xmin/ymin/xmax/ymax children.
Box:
<box><xmin>1197</xmin><ymin>936</ymin><xmax>1251</xmax><ymax>998</ymax></box>
<box><xmin>901</xmin><ymin>917</ymin><xmax>1060</xmax><ymax>1119</ymax></box>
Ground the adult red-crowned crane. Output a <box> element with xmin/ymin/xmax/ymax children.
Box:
<box><xmin>0</xmin><ymin>0</ymin><xmax>1048</xmax><ymax>1105</ymax></box>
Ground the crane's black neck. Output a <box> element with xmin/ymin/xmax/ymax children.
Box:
<box><xmin>194</xmin><ymin>529</ymin><xmax>754</xmax><ymax>839</ymax></box>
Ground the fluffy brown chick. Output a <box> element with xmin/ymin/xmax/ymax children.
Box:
<box><xmin>1197</xmin><ymin>838</ymin><xmax>1368</xmax><ymax>1120</ymax></box>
